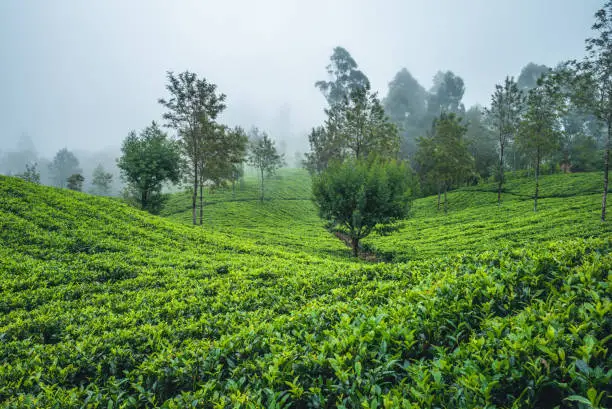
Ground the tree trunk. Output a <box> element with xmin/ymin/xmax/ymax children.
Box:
<box><xmin>602</xmin><ymin>122</ymin><xmax>611</xmax><ymax>222</ymax></box>
<box><xmin>498</xmin><ymin>142</ymin><xmax>504</xmax><ymax>206</ymax></box>
<box><xmin>351</xmin><ymin>237</ymin><xmax>359</xmax><ymax>257</ymax></box>
<box><xmin>443</xmin><ymin>184</ymin><xmax>448</xmax><ymax>214</ymax></box>
<box><xmin>199</xmin><ymin>183</ymin><xmax>204</xmax><ymax>226</ymax></box>
<box><xmin>534</xmin><ymin>148</ymin><xmax>540</xmax><ymax>213</ymax></box>
<box><xmin>437</xmin><ymin>184</ymin><xmax>441</xmax><ymax>211</ymax></box>
<box><xmin>192</xmin><ymin>167</ymin><xmax>198</xmax><ymax>225</ymax></box>
<box><xmin>232</xmin><ymin>179</ymin><xmax>236</xmax><ymax>199</ymax></box>
<box><xmin>260</xmin><ymin>168</ymin><xmax>264</xmax><ymax>202</ymax></box>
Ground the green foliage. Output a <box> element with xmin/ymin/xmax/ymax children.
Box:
<box><xmin>383</xmin><ymin>68</ymin><xmax>429</xmax><ymax>158</ymax></box>
<box><xmin>48</xmin><ymin>148</ymin><xmax>81</xmax><ymax>188</ymax></box>
<box><xmin>305</xmin><ymin>85</ymin><xmax>400</xmax><ymax>173</ymax></box>
<box><xmin>161</xmin><ymin>169</ymin><xmax>351</xmax><ymax>259</ymax></box>
<box><xmin>486</xmin><ymin>76</ymin><xmax>525</xmax><ymax>204</ymax></box>
<box><xmin>313</xmin><ymin>158</ymin><xmax>416</xmax><ymax>256</ymax></box>
<box><xmin>516</xmin><ymin>75</ymin><xmax>564</xmax><ymax>211</ymax></box>
<box><xmin>117</xmin><ymin>122</ymin><xmax>182</xmax><ymax>213</ymax></box>
<box><xmin>426</xmin><ymin>70</ymin><xmax>466</xmax><ymax>118</ymax></box>
<box><xmin>66</xmin><ymin>173</ymin><xmax>84</xmax><ymax>191</ymax></box>
<box><xmin>315</xmin><ymin>46</ymin><xmax>370</xmax><ymax>107</ymax></box>
<box><xmin>91</xmin><ymin>164</ymin><xmax>113</xmax><ymax>195</ymax></box>
<box><xmin>366</xmin><ymin>172</ymin><xmax>612</xmax><ymax>262</ymax></box>
<box><xmin>415</xmin><ymin>113</ymin><xmax>474</xmax><ymax>207</ymax></box>
<box><xmin>0</xmin><ymin>174</ymin><xmax>610</xmax><ymax>408</ymax></box>
<box><xmin>16</xmin><ymin>162</ymin><xmax>40</xmax><ymax>184</ymax></box>
<box><xmin>570</xmin><ymin>0</ymin><xmax>612</xmax><ymax>221</ymax></box>
<box><xmin>158</xmin><ymin>70</ymin><xmax>227</xmax><ymax>225</ymax></box>
<box><xmin>248</xmin><ymin>129</ymin><xmax>285</xmax><ymax>202</ymax></box>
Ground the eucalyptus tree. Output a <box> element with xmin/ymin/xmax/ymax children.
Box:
<box><xmin>570</xmin><ymin>1</ymin><xmax>612</xmax><ymax>221</ymax></box>
<box><xmin>516</xmin><ymin>78</ymin><xmax>564</xmax><ymax>212</ymax></box>
<box><xmin>248</xmin><ymin>129</ymin><xmax>284</xmax><ymax>202</ymax></box>
<box><xmin>49</xmin><ymin>148</ymin><xmax>81</xmax><ymax>188</ymax></box>
<box><xmin>158</xmin><ymin>71</ymin><xmax>226</xmax><ymax>225</ymax></box>
<box><xmin>485</xmin><ymin>77</ymin><xmax>525</xmax><ymax>205</ymax></box>
<box><xmin>315</xmin><ymin>46</ymin><xmax>370</xmax><ymax>107</ymax></box>
<box><xmin>305</xmin><ymin>85</ymin><xmax>400</xmax><ymax>173</ymax></box>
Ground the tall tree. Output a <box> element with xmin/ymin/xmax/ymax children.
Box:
<box><xmin>571</xmin><ymin>1</ymin><xmax>612</xmax><ymax>221</ymax></box>
<box><xmin>315</xmin><ymin>46</ymin><xmax>370</xmax><ymax>106</ymax></box>
<box><xmin>485</xmin><ymin>77</ymin><xmax>525</xmax><ymax>205</ymax></box>
<box><xmin>305</xmin><ymin>85</ymin><xmax>400</xmax><ymax>173</ymax></box>
<box><xmin>415</xmin><ymin>113</ymin><xmax>474</xmax><ymax>212</ymax></box>
<box><xmin>248</xmin><ymin>130</ymin><xmax>285</xmax><ymax>202</ymax></box>
<box><xmin>427</xmin><ymin>71</ymin><xmax>466</xmax><ymax>118</ymax></box>
<box><xmin>194</xmin><ymin>123</ymin><xmax>247</xmax><ymax>224</ymax></box>
<box><xmin>91</xmin><ymin>164</ymin><xmax>113</xmax><ymax>195</ymax></box>
<box><xmin>516</xmin><ymin>79</ymin><xmax>563</xmax><ymax>212</ymax></box>
<box><xmin>117</xmin><ymin>122</ymin><xmax>182</xmax><ymax>213</ymax></box>
<box><xmin>158</xmin><ymin>71</ymin><xmax>226</xmax><ymax>225</ymax></box>
<box><xmin>383</xmin><ymin>68</ymin><xmax>429</xmax><ymax>158</ymax></box>
<box><xmin>313</xmin><ymin>158</ymin><xmax>416</xmax><ymax>257</ymax></box>
<box><xmin>48</xmin><ymin>148</ymin><xmax>81</xmax><ymax>188</ymax></box>
<box><xmin>464</xmin><ymin>105</ymin><xmax>498</xmax><ymax>181</ymax></box>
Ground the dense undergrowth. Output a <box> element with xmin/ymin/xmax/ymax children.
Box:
<box><xmin>1</xmin><ymin>173</ymin><xmax>611</xmax><ymax>408</ymax></box>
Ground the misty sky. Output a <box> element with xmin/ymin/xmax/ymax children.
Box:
<box><xmin>0</xmin><ymin>0</ymin><xmax>600</xmax><ymax>156</ymax></box>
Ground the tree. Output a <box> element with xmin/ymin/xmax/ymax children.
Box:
<box><xmin>312</xmin><ymin>158</ymin><xmax>416</xmax><ymax>257</ymax></box>
<box><xmin>383</xmin><ymin>68</ymin><xmax>428</xmax><ymax>157</ymax></box>
<box><xmin>485</xmin><ymin>77</ymin><xmax>525</xmax><ymax>205</ymax></box>
<box><xmin>248</xmin><ymin>129</ymin><xmax>284</xmax><ymax>202</ymax></box>
<box><xmin>49</xmin><ymin>148</ymin><xmax>81</xmax><ymax>188</ymax></box>
<box><xmin>517</xmin><ymin>63</ymin><xmax>550</xmax><ymax>92</ymax></box>
<box><xmin>426</xmin><ymin>71</ymin><xmax>466</xmax><ymax>118</ymax></box>
<box><xmin>571</xmin><ymin>1</ymin><xmax>612</xmax><ymax>221</ymax></box>
<box><xmin>16</xmin><ymin>162</ymin><xmax>40</xmax><ymax>184</ymax></box>
<box><xmin>464</xmin><ymin>105</ymin><xmax>498</xmax><ymax>181</ymax></box>
<box><xmin>117</xmin><ymin>122</ymin><xmax>182</xmax><ymax>213</ymax></box>
<box><xmin>516</xmin><ymin>79</ymin><xmax>563</xmax><ymax>212</ymax></box>
<box><xmin>91</xmin><ymin>164</ymin><xmax>113</xmax><ymax>195</ymax></box>
<box><xmin>415</xmin><ymin>113</ymin><xmax>474</xmax><ymax>212</ymax></box>
<box><xmin>315</xmin><ymin>46</ymin><xmax>370</xmax><ymax>106</ymax></box>
<box><xmin>158</xmin><ymin>71</ymin><xmax>226</xmax><ymax>225</ymax></box>
<box><xmin>67</xmin><ymin>174</ymin><xmax>84</xmax><ymax>191</ymax></box>
<box><xmin>194</xmin><ymin>123</ymin><xmax>248</xmax><ymax>224</ymax></box>
<box><xmin>305</xmin><ymin>85</ymin><xmax>400</xmax><ymax>173</ymax></box>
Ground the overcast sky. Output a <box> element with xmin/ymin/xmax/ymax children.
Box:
<box><xmin>0</xmin><ymin>0</ymin><xmax>601</xmax><ymax>156</ymax></box>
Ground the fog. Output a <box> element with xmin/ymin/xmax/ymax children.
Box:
<box><xmin>0</xmin><ymin>0</ymin><xmax>599</xmax><ymax>163</ymax></box>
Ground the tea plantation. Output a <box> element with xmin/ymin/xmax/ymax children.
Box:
<box><xmin>1</xmin><ymin>172</ymin><xmax>611</xmax><ymax>408</ymax></box>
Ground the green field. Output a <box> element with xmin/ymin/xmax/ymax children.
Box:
<box><xmin>1</xmin><ymin>172</ymin><xmax>611</xmax><ymax>408</ymax></box>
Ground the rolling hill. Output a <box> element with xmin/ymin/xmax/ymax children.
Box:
<box><xmin>0</xmin><ymin>172</ymin><xmax>610</xmax><ymax>408</ymax></box>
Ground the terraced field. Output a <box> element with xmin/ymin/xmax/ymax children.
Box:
<box><xmin>0</xmin><ymin>172</ymin><xmax>610</xmax><ymax>408</ymax></box>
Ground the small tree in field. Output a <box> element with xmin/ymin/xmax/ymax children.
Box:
<box><xmin>67</xmin><ymin>173</ymin><xmax>85</xmax><ymax>191</ymax></box>
<box><xmin>117</xmin><ymin>122</ymin><xmax>182</xmax><ymax>213</ymax></box>
<box><xmin>17</xmin><ymin>162</ymin><xmax>40</xmax><ymax>184</ymax></box>
<box><xmin>248</xmin><ymin>130</ymin><xmax>284</xmax><ymax>202</ymax></box>
<box><xmin>485</xmin><ymin>76</ymin><xmax>525</xmax><ymax>205</ymax></box>
<box><xmin>313</xmin><ymin>158</ymin><xmax>416</xmax><ymax>257</ymax></box>
<box><xmin>91</xmin><ymin>164</ymin><xmax>113</xmax><ymax>195</ymax></box>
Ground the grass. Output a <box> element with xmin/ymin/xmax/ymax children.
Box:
<box><xmin>0</xmin><ymin>171</ymin><xmax>610</xmax><ymax>408</ymax></box>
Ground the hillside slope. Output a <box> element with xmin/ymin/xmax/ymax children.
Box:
<box><xmin>164</xmin><ymin>169</ymin><xmax>611</xmax><ymax>262</ymax></box>
<box><xmin>0</xmin><ymin>175</ymin><xmax>610</xmax><ymax>408</ymax></box>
